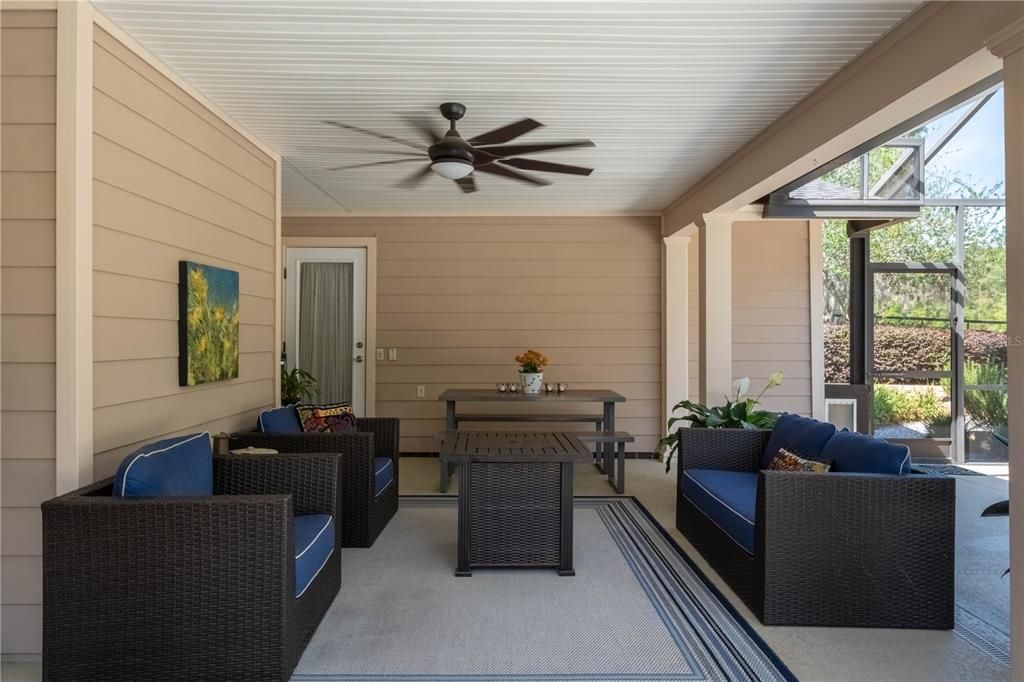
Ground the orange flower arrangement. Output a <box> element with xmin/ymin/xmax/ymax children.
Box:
<box><xmin>515</xmin><ymin>349</ymin><xmax>549</xmax><ymax>374</ymax></box>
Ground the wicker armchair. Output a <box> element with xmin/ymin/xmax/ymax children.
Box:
<box><xmin>676</xmin><ymin>427</ymin><xmax>956</xmax><ymax>628</ymax></box>
<box><xmin>41</xmin><ymin>452</ymin><xmax>342</xmax><ymax>681</ymax></box>
<box><xmin>231</xmin><ymin>417</ymin><xmax>399</xmax><ymax>547</ymax></box>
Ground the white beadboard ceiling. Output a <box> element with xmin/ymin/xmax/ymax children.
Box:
<box><xmin>93</xmin><ymin>1</ymin><xmax>919</xmax><ymax>216</ymax></box>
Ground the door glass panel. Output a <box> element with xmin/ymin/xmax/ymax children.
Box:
<box><xmin>298</xmin><ymin>262</ymin><xmax>354</xmax><ymax>403</ymax></box>
<box><xmin>872</xmin><ymin>272</ymin><xmax>952</xmax><ymax>372</ymax></box>
<box><xmin>872</xmin><ymin>377</ymin><xmax>951</xmax><ymax>441</ymax></box>
<box><xmin>872</xmin><ymin>271</ymin><xmax>954</xmax><ymax>442</ymax></box>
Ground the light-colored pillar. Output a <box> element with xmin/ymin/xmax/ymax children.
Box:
<box><xmin>55</xmin><ymin>0</ymin><xmax>94</xmax><ymax>492</ymax></box>
<box><xmin>808</xmin><ymin>220</ymin><xmax>827</xmax><ymax>420</ymax></box>
<box><xmin>699</xmin><ymin>213</ymin><xmax>734</xmax><ymax>405</ymax></box>
<box><xmin>989</xmin><ymin>18</ymin><xmax>1024</xmax><ymax>680</ymax></box>
<box><xmin>663</xmin><ymin>229</ymin><xmax>693</xmax><ymax>459</ymax></box>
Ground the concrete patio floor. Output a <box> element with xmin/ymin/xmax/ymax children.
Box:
<box><xmin>3</xmin><ymin>457</ymin><xmax>1011</xmax><ymax>682</ymax></box>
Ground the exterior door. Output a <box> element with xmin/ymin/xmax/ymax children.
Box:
<box><xmin>285</xmin><ymin>247</ymin><xmax>367</xmax><ymax>413</ymax></box>
<box><xmin>868</xmin><ymin>264</ymin><xmax>964</xmax><ymax>461</ymax></box>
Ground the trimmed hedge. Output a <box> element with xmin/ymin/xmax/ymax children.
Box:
<box><xmin>825</xmin><ymin>323</ymin><xmax>1006</xmax><ymax>383</ymax></box>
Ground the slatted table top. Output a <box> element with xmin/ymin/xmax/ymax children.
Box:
<box><xmin>439</xmin><ymin>431</ymin><xmax>593</xmax><ymax>463</ymax></box>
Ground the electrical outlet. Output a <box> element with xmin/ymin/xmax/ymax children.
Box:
<box><xmin>375</xmin><ymin>348</ymin><xmax>385</xmax><ymax>361</ymax></box>
<box><xmin>388</xmin><ymin>348</ymin><xmax>398</xmax><ymax>361</ymax></box>
<box><xmin>416</xmin><ymin>385</ymin><xmax>426</xmax><ymax>398</ymax></box>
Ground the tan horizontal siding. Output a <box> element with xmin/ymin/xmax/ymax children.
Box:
<box><xmin>91</xmin><ymin>27</ymin><xmax>278</xmax><ymax>490</ymax></box>
<box><xmin>284</xmin><ymin>216</ymin><xmax>662</xmax><ymax>453</ymax></box>
<box><xmin>0</xmin><ymin>9</ymin><xmax>55</xmax><ymax>656</ymax></box>
<box><xmin>732</xmin><ymin>220</ymin><xmax>813</xmax><ymax>416</ymax></box>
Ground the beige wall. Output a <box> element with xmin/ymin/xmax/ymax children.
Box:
<box><xmin>685</xmin><ymin>219</ymin><xmax>816</xmax><ymax>414</ymax></box>
<box><xmin>91</xmin><ymin>26</ymin><xmax>278</xmax><ymax>477</ymax></box>
<box><xmin>283</xmin><ymin>216</ymin><xmax>663</xmax><ymax>452</ymax></box>
<box><xmin>0</xmin><ymin>8</ymin><xmax>57</xmax><ymax>655</ymax></box>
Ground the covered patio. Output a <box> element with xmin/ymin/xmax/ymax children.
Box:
<box><xmin>2</xmin><ymin>1</ymin><xmax>1023</xmax><ymax>680</ymax></box>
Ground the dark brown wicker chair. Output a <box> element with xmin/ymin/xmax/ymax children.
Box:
<box><xmin>676</xmin><ymin>427</ymin><xmax>956</xmax><ymax>629</ymax></box>
<box><xmin>231</xmin><ymin>417</ymin><xmax>399</xmax><ymax>548</ymax></box>
<box><xmin>41</xmin><ymin>452</ymin><xmax>342</xmax><ymax>681</ymax></box>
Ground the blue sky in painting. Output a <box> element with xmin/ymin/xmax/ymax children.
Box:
<box><xmin>192</xmin><ymin>262</ymin><xmax>239</xmax><ymax>310</ymax></box>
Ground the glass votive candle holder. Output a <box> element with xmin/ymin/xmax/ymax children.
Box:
<box><xmin>557</xmin><ymin>383</ymin><xmax>568</xmax><ymax>393</ymax></box>
<box><xmin>544</xmin><ymin>382</ymin><xmax>555</xmax><ymax>393</ymax></box>
<box><xmin>508</xmin><ymin>382</ymin><xmax>520</xmax><ymax>393</ymax></box>
<box><xmin>496</xmin><ymin>383</ymin><xmax>507</xmax><ymax>393</ymax></box>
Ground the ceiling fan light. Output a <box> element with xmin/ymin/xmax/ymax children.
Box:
<box><xmin>431</xmin><ymin>160</ymin><xmax>473</xmax><ymax>180</ymax></box>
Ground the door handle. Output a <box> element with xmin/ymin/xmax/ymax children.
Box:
<box><xmin>354</xmin><ymin>355</ymin><xmax>364</xmax><ymax>363</ymax></box>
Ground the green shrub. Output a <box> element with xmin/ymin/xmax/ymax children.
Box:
<box><xmin>964</xmin><ymin>360</ymin><xmax>1008</xmax><ymax>436</ymax></box>
<box><xmin>825</xmin><ymin>323</ymin><xmax>1007</xmax><ymax>384</ymax></box>
<box><xmin>873</xmin><ymin>385</ymin><xmax>946</xmax><ymax>425</ymax></box>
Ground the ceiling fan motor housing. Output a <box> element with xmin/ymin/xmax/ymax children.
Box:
<box><xmin>428</xmin><ymin>132</ymin><xmax>474</xmax><ymax>165</ymax></box>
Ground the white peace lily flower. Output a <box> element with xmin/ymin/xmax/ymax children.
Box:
<box><xmin>733</xmin><ymin>377</ymin><xmax>751</xmax><ymax>399</ymax></box>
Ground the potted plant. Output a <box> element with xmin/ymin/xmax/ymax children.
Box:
<box><xmin>515</xmin><ymin>349</ymin><xmax>549</xmax><ymax>395</ymax></box>
<box><xmin>281</xmin><ymin>367</ymin><xmax>319</xmax><ymax>405</ymax></box>
<box><xmin>659</xmin><ymin>372</ymin><xmax>783</xmax><ymax>471</ymax></box>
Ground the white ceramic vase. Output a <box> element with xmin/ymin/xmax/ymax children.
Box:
<box><xmin>521</xmin><ymin>372</ymin><xmax>544</xmax><ymax>394</ymax></box>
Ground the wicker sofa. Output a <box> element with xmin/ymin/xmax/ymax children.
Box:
<box><xmin>231</xmin><ymin>406</ymin><xmax>399</xmax><ymax>547</ymax></box>
<box><xmin>41</xmin><ymin>436</ymin><xmax>342</xmax><ymax>681</ymax></box>
<box><xmin>676</xmin><ymin>416</ymin><xmax>956</xmax><ymax>629</ymax></box>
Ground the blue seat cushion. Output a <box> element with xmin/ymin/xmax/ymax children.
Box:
<box><xmin>820</xmin><ymin>430</ymin><xmax>912</xmax><ymax>475</ymax></box>
<box><xmin>294</xmin><ymin>514</ymin><xmax>335</xmax><ymax>598</ymax></box>
<box><xmin>113</xmin><ymin>432</ymin><xmax>212</xmax><ymax>497</ymax></box>
<box><xmin>762</xmin><ymin>413</ymin><xmax>837</xmax><ymax>469</ymax></box>
<box><xmin>681</xmin><ymin>469</ymin><xmax>758</xmax><ymax>555</ymax></box>
<box><xmin>257</xmin><ymin>405</ymin><xmax>303</xmax><ymax>433</ymax></box>
<box><xmin>374</xmin><ymin>457</ymin><xmax>395</xmax><ymax>497</ymax></box>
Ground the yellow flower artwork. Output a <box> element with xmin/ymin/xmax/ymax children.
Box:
<box><xmin>178</xmin><ymin>261</ymin><xmax>240</xmax><ymax>386</ymax></box>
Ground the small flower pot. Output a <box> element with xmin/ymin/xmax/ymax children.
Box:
<box><xmin>521</xmin><ymin>372</ymin><xmax>544</xmax><ymax>395</ymax></box>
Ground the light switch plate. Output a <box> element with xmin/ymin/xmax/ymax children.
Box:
<box><xmin>375</xmin><ymin>348</ymin><xmax>385</xmax><ymax>361</ymax></box>
<box><xmin>388</xmin><ymin>348</ymin><xmax>398</xmax><ymax>361</ymax></box>
<box><xmin>416</xmin><ymin>385</ymin><xmax>426</xmax><ymax>398</ymax></box>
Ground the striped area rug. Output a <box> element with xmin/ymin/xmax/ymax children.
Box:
<box><xmin>292</xmin><ymin>496</ymin><xmax>794</xmax><ymax>682</ymax></box>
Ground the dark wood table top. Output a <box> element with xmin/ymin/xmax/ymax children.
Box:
<box><xmin>439</xmin><ymin>431</ymin><xmax>593</xmax><ymax>463</ymax></box>
<box><xmin>438</xmin><ymin>389</ymin><xmax>625</xmax><ymax>403</ymax></box>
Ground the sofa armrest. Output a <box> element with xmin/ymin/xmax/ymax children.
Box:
<box><xmin>757</xmin><ymin>470</ymin><xmax>955</xmax><ymax>626</ymax></box>
<box><xmin>42</xmin><ymin>487</ymin><xmax>294</xmax><ymax>672</ymax></box>
<box><xmin>214</xmin><ymin>452</ymin><xmax>342</xmax><ymax>518</ymax></box>
<box><xmin>678</xmin><ymin>427</ymin><xmax>768</xmax><ymax>472</ymax></box>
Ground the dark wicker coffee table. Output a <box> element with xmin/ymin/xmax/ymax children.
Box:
<box><xmin>440</xmin><ymin>431</ymin><xmax>591</xmax><ymax>577</ymax></box>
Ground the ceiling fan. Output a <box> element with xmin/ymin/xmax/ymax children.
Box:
<box><xmin>323</xmin><ymin>102</ymin><xmax>595</xmax><ymax>193</ymax></box>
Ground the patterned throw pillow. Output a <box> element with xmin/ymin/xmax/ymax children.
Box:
<box><xmin>297</xmin><ymin>402</ymin><xmax>357</xmax><ymax>433</ymax></box>
<box><xmin>767</xmin><ymin>447</ymin><xmax>831</xmax><ymax>473</ymax></box>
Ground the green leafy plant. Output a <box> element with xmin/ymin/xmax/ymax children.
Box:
<box><xmin>964</xmin><ymin>360</ymin><xmax>1008</xmax><ymax>437</ymax></box>
<box><xmin>659</xmin><ymin>373</ymin><xmax>783</xmax><ymax>472</ymax></box>
<box><xmin>873</xmin><ymin>384</ymin><xmax>945</xmax><ymax>425</ymax></box>
<box><xmin>281</xmin><ymin>368</ymin><xmax>319</xmax><ymax>405</ymax></box>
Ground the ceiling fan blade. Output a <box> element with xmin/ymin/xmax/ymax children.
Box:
<box><xmin>472</xmin><ymin>140</ymin><xmax>595</xmax><ymax>159</ymax></box>
<box><xmin>327</xmin><ymin>158</ymin><xmax>423</xmax><ymax>171</ymax></box>
<box><xmin>455</xmin><ymin>175</ymin><xmax>477</xmax><ymax>193</ymax></box>
<box><xmin>323</xmin><ymin>120</ymin><xmax>427</xmax><ymax>152</ymax></box>
<box><xmin>501</xmin><ymin>157</ymin><xmax>593</xmax><ymax>176</ymax></box>
<box><xmin>306</xmin><ymin>146</ymin><xmax>424</xmax><ymax>157</ymax></box>
<box><xmin>475</xmin><ymin>162</ymin><xmax>550</xmax><ymax>187</ymax></box>
<box><xmin>399</xmin><ymin>113</ymin><xmax>443</xmax><ymax>144</ymax></box>
<box><xmin>395</xmin><ymin>164</ymin><xmax>433</xmax><ymax>189</ymax></box>
<box><xmin>467</xmin><ymin>118</ymin><xmax>543</xmax><ymax>146</ymax></box>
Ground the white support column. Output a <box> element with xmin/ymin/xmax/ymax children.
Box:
<box><xmin>699</xmin><ymin>213</ymin><xmax>734</xmax><ymax>405</ymax></box>
<box><xmin>808</xmin><ymin>219</ymin><xmax>826</xmax><ymax>420</ymax></box>
<box><xmin>663</xmin><ymin>229</ymin><xmax>693</xmax><ymax>460</ymax></box>
<box><xmin>54</xmin><ymin>1</ymin><xmax>93</xmax><ymax>493</ymax></box>
<box><xmin>988</xmin><ymin>18</ymin><xmax>1024</xmax><ymax>680</ymax></box>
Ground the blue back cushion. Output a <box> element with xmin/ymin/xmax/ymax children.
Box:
<box><xmin>820</xmin><ymin>430</ymin><xmax>912</xmax><ymax>475</ymax></box>
<box><xmin>257</xmin><ymin>405</ymin><xmax>303</xmax><ymax>433</ymax></box>
<box><xmin>761</xmin><ymin>414</ymin><xmax>837</xmax><ymax>468</ymax></box>
<box><xmin>113</xmin><ymin>432</ymin><xmax>213</xmax><ymax>497</ymax></box>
